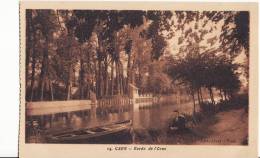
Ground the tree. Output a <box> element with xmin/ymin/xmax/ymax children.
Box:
<box><xmin>25</xmin><ymin>10</ymin><xmax>180</xmax><ymax>101</ymax></box>
<box><xmin>26</xmin><ymin>10</ymin><xmax>60</xmax><ymax>101</ymax></box>
<box><xmin>146</xmin><ymin>11</ymin><xmax>173</xmax><ymax>60</ymax></box>
<box><xmin>72</xmin><ymin>10</ymin><xmax>173</xmax><ymax>98</ymax></box>
<box><xmin>147</xmin><ymin>61</ymin><xmax>173</xmax><ymax>95</ymax></box>
<box><xmin>218</xmin><ymin>11</ymin><xmax>249</xmax><ymax>58</ymax></box>
<box><xmin>167</xmin><ymin>50</ymin><xmax>241</xmax><ymax>107</ymax></box>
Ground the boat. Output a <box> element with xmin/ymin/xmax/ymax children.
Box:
<box><xmin>45</xmin><ymin>120</ymin><xmax>132</xmax><ymax>143</ymax></box>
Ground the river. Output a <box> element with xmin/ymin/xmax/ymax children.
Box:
<box><xmin>26</xmin><ymin>100</ymin><xmax>198</xmax><ymax>144</ymax></box>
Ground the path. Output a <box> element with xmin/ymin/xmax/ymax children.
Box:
<box><xmin>195</xmin><ymin>108</ymin><xmax>248</xmax><ymax>145</ymax></box>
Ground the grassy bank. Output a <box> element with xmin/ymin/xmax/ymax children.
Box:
<box><xmin>133</xmin><ymin>94</ymin><xmax>248</xmax><ymax>145</ymax></box>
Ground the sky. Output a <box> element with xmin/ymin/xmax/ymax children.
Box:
<box><xmin>167</xmin><ymin>11</ymin><xmax>228</xmax><ymax>56</ymax></box>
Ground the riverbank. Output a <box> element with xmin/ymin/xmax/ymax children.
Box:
<box><xmin>133</xmin><ymin>106</ymin><xmax>248</xmax><ymax>145</ymax></box>
<box><xmin>194</xmin><ymin>107</ymin><xmax>248</xmax><ymax>145</ymax></box>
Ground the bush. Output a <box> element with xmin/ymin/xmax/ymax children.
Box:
<box><xmin>230</xmin><ymin>93</ymin><xmax>248</xmax><ymax>107</ymax></box>
<box><xmin>199</xmin><ymin>101</ymin><xmax>215</xmax><ymax>114</ymax></box>
<box><xmin>183</xmin><ymin>112</ymin><xmax>204</xmax><ymax>127</ymax></box>
<box><xmin>217</xmin><ymin>93</ymin><xmax>248</xmax><ymax>111</ymax></box>
<box><xmin>217</xmin><ymin>99</ymin><xmax>232</xmax><ymax>111</ymax></box>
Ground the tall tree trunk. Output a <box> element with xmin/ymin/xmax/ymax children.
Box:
<box><xmin>219</xmin><ymin>89</ymin><xmax>224</xmax><ymax>100</ymax></box>
<box><xmin>111</xmin><ymin>61</ymin><xmax>114</xmax><ymax>96</ymax></box>
<box><xmin>197</xmin><ymin>89</ymin><xmax>201</xmax><ymax>105</ymax></box>
<box><xmin>66</xmin><ymin>67</ymin><xmax>72</xmax><ymax>100</ymax></box>
<box><xmin>26</xmin><ymin>10</ymin><xmax>33</xmax><ymax>88</ymax></box>
<box><xmin>97</xmin><ymin>59</ymin><xmax>102</xmax><ymax>98</ymax></box>
<box><xmin>39</xmin><ymin>36</ymin><xmax>49</xmax><ymax>101</ymax></box>
<box><xmin>30</xmin><ymin>58</ymin><xmax>36</xmax><ymax>101</ymax></box>
<box><xmin>86</xmin><ymin>83</ymin><xmax>89</xmax><ymax>99</ymax></box>
<box><xmin>79</xmin><ymin>51</ymin><xmax>85</xmax><ymax>99</ymax></box>
<box><xmin>49</xmin><ymin>80</ymin><xmax>54</xmax><ymax>101</ymax></box>
<box><xmin>121</xmin><ymin>65</ymin><xmax>124</xmax><ymax>95</ymax></box>
<box><xmin>66</xmin><ymin>31</ymin><xmax>75</xmax><ymax>100</ymax></box>
<box><xmin>94</xmin><ymin>60</ymin><xmax>99</xmax><ymax>98</ymax></box>
<box><xmin>29</xmin><ymin>17</ymin><xmax>37</xmax><ymax>101</ymax></box>
<box><xmin>105</xmin><ymin>70</ymin><xmax>109</xmax><ymax>96</ymax></box>
<box><xmin>208</xmin><ymin>87</ymin><xmax>215</xmax><ymax>105</ymax></box>
<box><xmin>104</xmin><ymin>57</ymin><xmax>109</xmax><ymax>96</ymax></box>
<box><xmin>40</xmin><ymin>78</ymin><xmax>46</xmax><ymax>101</ymax></box>
<box><xmin>131</xmin><ymin>59</ymin><xmax>136</xmax><ymax>86</ymax></box>
<box><xmin>191</xmin><ymin>88</ymin><xmax>196</xmax><ymax>114</ymax></box>
<box><xmin>224</xmin><ymin>90</ymin><xmax>227</xmax><ymax>101</ymax></box>
<box><xmin>115</xmin><ymin>62</ymin><xmax>120</xmax><ymax>95</ymax></box>
<box><xmin>86</xmin><ymin>48</ymin><xmax>91</xmax><ymax>98</ymax></box>
<box><xmin>199</xmin><ymin>88</ymin><xmax>203</xmax><ymax>103</ymax></box>
<box><xmin>127</xmin><ymin>52</ymin><xmax>132</xmax><ymax>95</ymax></box>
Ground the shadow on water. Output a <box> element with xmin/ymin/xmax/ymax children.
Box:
<box><xmin>26</xmin><ymin>105</ymin><xmax>133</xmax><ymax>144</ymax></box>
<box><xmin>26</xmin><ymin>101</ymin><xmax>206</xmax><ymax>144</ymax></box>
<box><xmin>132</xmin><ymin>101</ymin><xmax>210</xmax><ymax>145</ymax></box>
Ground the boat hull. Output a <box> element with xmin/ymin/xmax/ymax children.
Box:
<box><xmin>45</xmin><ymin>120</ymin><xmax>133</xmax><ymax>143</ymax></box>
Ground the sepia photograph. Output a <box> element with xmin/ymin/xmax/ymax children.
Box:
<box><xmin>19</xmin><ymin>2</ymin><xmax>258</xmax><ymax>158</ymax></box>
<box><xmin>24</xmin><ymin>8</ymin><xmax>250</xmax><ymax>145</ymax></box>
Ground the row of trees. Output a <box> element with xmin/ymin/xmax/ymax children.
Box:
<box><xmin>167</xmin><ymin>51</ymin><xmax>240</xmax><ymax>105</ymax></box>
<box><xmin>26</xmin><ymin>10</ymin><xmax>249</xmax><ymax>103</ymax></box>
<box><xmin>166</xmin><ymin>11</ymin><xmax>248</xmax><ymax>108</ymax></box>
<box><xmin>25</xmin><ymin>10</ymin><xmax>173</xmax><ymax>101</ymax></box>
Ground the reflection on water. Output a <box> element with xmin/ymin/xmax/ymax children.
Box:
<box><xmin>132</xmin><ymin>102</ymin><xmax>194</xmax><ymax>144</ymax></box>
<box><xmin>26</xmin><ymin>104</ymin><xmax>133</xmax><ymax>143</ymax></box>
<box><xmin>26</xmin><ymin>99</ymin><xmax>197</xmax><ymax>144</ymax></box>
<box><xmin>133</xmin><ymin>99</ymin><xmax>196</xmax><ymax>130</ymax></box>
<box><xmin>134</xmin><ymin>105</ymin><xmax>177</xmax><ymax>130</ymax></box>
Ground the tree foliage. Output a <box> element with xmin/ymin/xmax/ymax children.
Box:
<box><xmin>25</xmin><ymin>10</ymin><xmax>247</xmax><ymax>102</ymax></box>
<box><xmin>25</xmin><ymin>9</ymin><xmax>173</xmax><ymax>101</ymax></box>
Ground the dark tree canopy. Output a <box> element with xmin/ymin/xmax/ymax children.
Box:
<box><xmin>25</xmin><ymin>10</ymin><xmax>247</xmax><ymax>102</ymax></box>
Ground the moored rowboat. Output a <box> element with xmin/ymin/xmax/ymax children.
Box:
<box><xmin>45</xmin><ymin>120</ymin><xmax>132</xmax><ymax>143</ymax></box>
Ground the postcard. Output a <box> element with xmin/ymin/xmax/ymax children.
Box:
<box><xmin>19</xmin><ymin>1</ymin><xmax>258</xmax><ymax>158</ymax></box>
